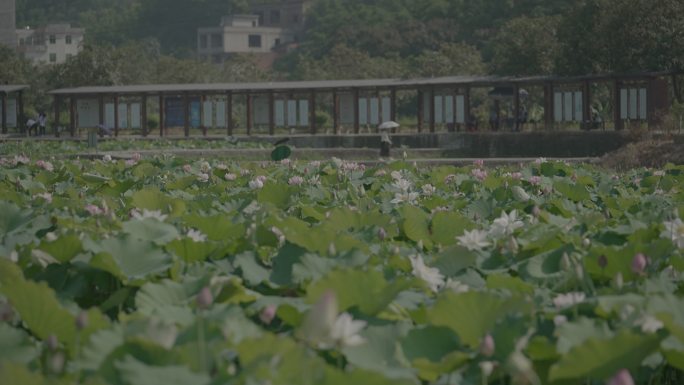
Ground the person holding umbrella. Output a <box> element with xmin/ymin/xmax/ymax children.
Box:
<box><xmin>378</xmin><ymin>121</ymin><xmax>398</xmax><ymax>158</ymax></box>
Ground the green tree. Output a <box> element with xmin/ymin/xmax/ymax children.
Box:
<box><xmin>489</xmin><ymin>16</ymin><xmax>561</xmax><ymax>75</ymax></box>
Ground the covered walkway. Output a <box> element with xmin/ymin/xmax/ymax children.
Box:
<box><xmin>46</xmin><ymin>72</ymin><xmax>676</xmax><ymax>137</ymax></box>
<box><xmin>0</xmin><ymin>85</ymin><xmax>29</xmax><ymax>135</ymax></box>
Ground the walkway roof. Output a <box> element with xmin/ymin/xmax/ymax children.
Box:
<box><xmin>47</xmin><ymin>71</ymin><xmax>674</xmax><ymax>96</ymax></box>
<box><xmin>0</xmin><ymin>85</ymin><xmax>30</xmax><ymax>94</ymax></box>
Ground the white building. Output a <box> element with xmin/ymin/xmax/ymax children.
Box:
<box><xmin>197</xmin><ymin>15</ymin><xmax>294</xmax><ymax>63</ymax></box>
<box><xmin>0</xmin><ymin>0</ymin><xmax>16</xmax><ymax>48</ymax></box>
<box><xmin>16</xmin><ymin>24</ymin><xmax>85</xmax><ymax>65</ymax></box>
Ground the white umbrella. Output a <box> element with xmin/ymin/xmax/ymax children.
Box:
<box><xmin>378</xmin><ymin>121</ymin><xmax>400</xmax><ymax>129</ymax></box>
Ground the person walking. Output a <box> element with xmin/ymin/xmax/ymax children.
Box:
<box><xmin>379</xmin><ymin>127</ymin><xmax>392</xmax><ymax>158</ymax></box>
<box><xmin>38</xmin><ymin>112</ymin><xmax>47</xmax><ymax>136</ymax></box>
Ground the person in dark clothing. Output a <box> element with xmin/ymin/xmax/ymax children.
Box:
<box><xmin>379</xmin><ymin>127</ymin><xmax>392</xmax><ymax>158</ymax></box>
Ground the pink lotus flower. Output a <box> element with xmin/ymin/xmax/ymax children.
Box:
<box><xmin>183</xmin><ymin>164</ymin><xmax>192</xmax><ymax>173</ymax></box>
<box><xmin>473</xmin><ymin>159</ymin><xmax>485</xmax><ymax>168</ymax></box>
<box><xmin>125</xmin><ymin>159</ymin><xmax>137</xmax><ymax>167</ymax></box>
<box><xmin>197</xmin><ymin>173</ymin><xmax>209</xmax><ymax>183</ymax></box>
<box><xmin>607</xmin><ymin>369</ymin><xmax>635</xmax><ymax>385</ymax></box>
<box><xmin>510</xmin><ymin>172</ymin><xmax>523</xmax><ymax>180</ymax></box>
<box><xmin>196</xmin><ymin>287</ymin><xmax>213</xmax><ymax>309</ymax></box>
<box><xmin>288</xmin><ymin>176</ymin><xmax>304</xmax><ymax>185</ymax></box>
<box><xmin>34</xmin><ymin>192</ymin><xmax>52</xmax><ymax>203</ymax></box>
<box><xmin>259</xmin><ymin>304</ymin><xmax>277</xmax><ymax>325</ymax></box>
<box><xmin>472</xmin><ymin>169</ymin><xmax>487</xmax><ymax>181</ymax></box>
<box><xmin>631</xmin><ymin>253</ymin><xmax>647</xmax><ymax>274</ymax></box>
<box><xmin>240</xmin><ymin>169</ymin><xmax>251</xmax><ymax>176</ymax></box>
<box><xmin>224</xmin><ymin>173</ymin><xmax>237</xmax><ymax>181</ymax></box>
<box><xmin>131</xmin><ymin>153</ymin><xmax>142</xmax><ymax>162</ymax></box>
<box><xmin>528</xmin><ymin>176</ymin><xmax>541</xmax><ymax>185</ymax></box>
<box><xmin>84</xmin><ymin>204</ymin><xmax>104</xmax><ymax>216</ymax></box>
<box><xmin>480</xmin><ymin>334</ymin><xmax>495</xmax><ymax>357</ymax></box>
<box><xmin>35</xmin><ymin>160</ymin><xmax>54</xmax><ymax>172</ymax></box>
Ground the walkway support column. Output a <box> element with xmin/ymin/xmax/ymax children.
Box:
<box><xmin>613</xmin><ymin>79</ymin><xmax>623</xmax><ymax>131</ymax></box>
<box><xmin>98</xmin><ymin>95</ymin><xmax>105</xmax><ymax>131</ymax></box>
<box><xmin>269</xmin><ymin>91</ymin><xmax>275</xmax><ymax>136</ymax></box>
<box><xmin>417</xmin><ymin>89</ymin><xmax>424</xmax><ymax>133</ymax></box>
<box><xmin>353</xmin><ymin>89</ymin><xmax>360</xmax><ymax>134</ymax></box>
<box><xmin>141</xmin><ymin>95</ymin><xmax>148</xmax><ymax>137</ymax></box>
<box><xmin>544</xmin><ymin>83</ymin><xmax>554</xmax><ymax>130</ymax></box>
<box><xmin>429</xmin><ymin>88</ymin><xmax>435</xmax><ymax>133</ymax></box>
<box><xmin>53</xmin><ymin>95</ymin><xmax>60</xmax><ymax>137</ymax></box>
<box><xmin>159</xmin><ymin>94</ymin><xmax>164</xmax><ymax>137</ymax></box>
<box><xmin>226</xmin><ymin>92</ymin><xmax>233</xmax><ymax>136</ymax></box>
<box><xmin>582</xmin><ymin>80</ymin><xmax>591</xmax><ymax>126</ymax></box>
<box><xmin>464</xmin><ymin>86</ymin><xmax>471</xmax><ymax>131</ymax></box>
<box><xmin>183</xmin><ymin>93</ymin><xmax>190</xmax><ymax>137</ymax></box>
<box><xmin>513</xmin><ymin>84</ymin><xmax>520</xmax><ymax>131</ymax></box>
<box><xmin>332</xmin><ymin>90</ymin><xmax>339</xmax><ymax>134</ymax></box>
<box><xmin>246</xmin><ymin>94</ymin><xmax>253</xmax><ymax>135</ymax></box>
<box><xmin>114</xmin><ymin>96</ymin><xmax>119</xmax><ymax>137</ymax></box>
<box><xmin>17</xmin><ymin>91</ymin><xmax>24</xmax><ymax>133</ymax></box>
<box><xmin>2</xmin><ymin>92</ymin><xmax>8</xmax><ymax>134</ymax></box>
<box><xmin>310</xmin><ymin>91</ymin><xmax>316</xmax><ymax>135</ymax></box>
<box><xmin>69</xmin><ymin>96</ymin><xmax>76</xmax><ymax>137</ymax></box>
<box><xmin>390</xmin><ymin>88</ymin><xmax>396</xmax><ymax>123</ymax></box>
<box><xmin>200</xmin><ymin>95</ymin><xmax>206</xmax><ymax>136</ymax></box>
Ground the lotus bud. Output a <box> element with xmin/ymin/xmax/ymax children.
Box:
<box><xmin>532</xmin><ymin>206</ymin><xmax>541</xmax><ymax>217</ymax></box>
<box><xmin>479</xmin><ymin>361</ymin><xmax>495</xmax><ymax>377</ymax></box>
<box><xmin>512</xmin><ymin>186</ymin><xmax>530</xmax><ymax>202</ymax></box>
<box><xmin>196</xmin><ymin>287</ymin><xmax>213</xmax><ymax>309</ymax></box>
<box><xmin>328</xmin><ymin>242</ymin><xmax>336</xmax><ymax>256</ymax></box>
<box><xmin>259</xmin><ymin>304</ymin><xmax>277</xmax><ymax>325</ymax></box>
<box><xmin>583</xmin><ymin>238</ymin><xmax>591</xmax><ymax>247</ymax></box>
<box><xmin>377</xmin><ymin>227</ymin><xmax>387</xmax><ymax>241</ymax></box>
<box><xmin>75</xmin><ymin>311</ymin><xmax>88</xmax><ymax>330</ymax></box>
<box><xmin>507</xmin><ymin>237</ymin><xmax>519</xmax><ymax>254</ymax></box>
<box><xmin>598</xmin><ymin>254</ymin><xmax>608</xmax><ymax>269</ymax></box>
<box><xmin>479</xmin><ymin>334</ymin><xmax>495</xmax><ymax>357</ymax></box>
<box><xmin>631</xmin><ymin>253</ymin><xmax>647</xmax><ymax>275</ymax></box>
<box><xmin>417</xmin><ymin>240</ymin><xmax>424</xmax><ymax>250</ymax></box>
<box><xmin>45</xmin><ymin>334</ymin><xmax>59</xmax><ymax>351</ymax></box>
<box><xmin>392</xmin><ymin>246</ymin><xmax>400</xmax><ymax>255</ymax></box>
<box><xmin>561</xmin><ymin>253</ymin><xmax>572</xmax><ymax>271</ymax></box>
<box><xmin>614</xmin><ymin>272</ymin><xmax>624</xmax><ymax>290</ymax></box>
<box><xmin>607</xmin><ymin>369</ymin><xmax>635</xmax><ymax>385</ymax></box>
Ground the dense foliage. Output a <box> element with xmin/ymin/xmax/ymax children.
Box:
<box><xmin>1</xmin><ymin>152</ymin><xmax>684</xmax><ymax>384</ymax></box>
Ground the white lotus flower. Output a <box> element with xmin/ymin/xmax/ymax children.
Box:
<box><xmin>288</xmin><ymin>176</ymin><xmax>304</xmax><ymax>185</ymax></box>
<box><xmin>199</xmin><ymin>161</ymin><xmax>211</xmax><ymax>173</ymax></box>
<box><xmin>131</xmin><ymin>209</ymin><xmax>167</xmax><ymax>222</ymax></box>
<box><xmin>662</xmin><ymin>217</ymin><xmax>684</xmax><ymax>248</ymax></box>
<box><xmin>248</xmin><ymin>178</ymin><xmax>264</xmax><ymax>189</ymax></box>
<box><xmin>187</xmin><ymin>229</ymin><xmax>207</xmax><ymax>242</ymax></box>
<box><xmin>330</xmin><ymin>312</ymin><xmax>366</xmax><ymax>347</ymax></box>
<box><xmin>391</xmin><ymin>191</ymin><xmax>419</xmax><ymax>205</ymax></box>
<box><xmin>456</xmin><ymin>229</ymin><xmax>490</xmax><ymax>251</ymax></box>
<box><xmin>552</xmin><ymin>292</ymin><xmax>585</xmax><ymax>309</ymax></box>
<box><xmin>224</xmin><ymin>173</ymin><xmax>237</xmax><ymax>181</ymax></box>
<box><xmin>489</xmin><ymin>210</ymin><xmax>524</xmax><ymax>238</ymax></box>
<box><xmin>197</xmin><ymin>173</ymin><xmax>209</xmax><ymax>183</ymax></box>
<box><xmin>445</xmin><ymin>279</ymin><xmax>469</xmax><ymax>293</ymax></box>
<box><xmin>393</xmin><ymin>178</ymin><xmax>412</xmax><ymax>192</ymax></box>
<box><xmin>409</xmin><ymin>254</ymin><xmax>445</xmax><ymax>292</ymax></box>
<box><xmin>421</xmin><ymin>184</ymin><xmax>436</xmax><ymax>196</ymax></box>
<box><xmin>637</xmin><ymin>315</ymin><xmax>664</xmax><ymax>334</ymax></box>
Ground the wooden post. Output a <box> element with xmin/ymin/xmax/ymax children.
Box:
<box><xmin>353</xmin><ymin>89</ymin><xmax>360</xmax><ymax>134</ymax></box>
<box><xmin>544</xmin><ymin>83</ymin><xmax>554</xmax><ymax>130</ymax></box>
<box><xmin>226</xmin><ymin>92</ymin><xmax>233</xmax><ymax>136</ymax></box>
<box><xmin>69</xmin><ymin>96</ymin><xmax>76</xmax><ymax>137</ymax></box>
<box><xmin>141</xmin><ymin>95</ymin><xmax>148</xmax><ymax>137</ymax></box>
<box><xmin>429</xmin><ymin>88</ymin><xmax>435</xmax><ymax>133</ymax></box>
<box><xmin>114</xmin><ymin>95</ymin><xmax>119</xmax><ymax>137</ymax></box>
<box><xmin>310</xmin><ymin>91</ymin><xmax>316</xmax><ymax>135</ymax></box>
<box><xmin>332</xmin><ymin>90</ymin><xmax>339</xmax><ymax>134</ymax></box>
<box><xmin>98</xmin><ymin>95</ymin><xmax>105</xmax><ymax>131</ymax></box>
<box><xmin>582</xmin><ymin>80</ymin><xmax>591</xmax><ymax>126</ymax></box>
<box><xmin>417</xmin><ymin>90</ymin><xmax>424</xmax><ymax>133</ymax></box>
<box><xmin>246</xmin><ymin>94</ymin><xmax>253</xmax><ymax>135</ymax></box>
<box><xmin>17</xmin><ymin>91</ymin><xmax>24</xmax><ymax>134</ymax></box>
<box><xmin>390</xmin><ymin>88</ymin><xmax>396</xmax><ymax>122</ymax></box>
<box><xmin>200</xmin><ymin>95</ymin><xmax>207</xmax><ymax>136</ymax></box>
<box><xmin>464</xmin><ymin>86</ymin><xmax>471</xmax><ymax>131</ymax></box>
<box><xmin>53</xmin><ymin>95</ymin><xmax>60</xmax><ymax>137</ymax></box>
<box><xmin>268</xmin><ymin>91</ymin><xmax>275</xmax><ymax>136</ymax></box>
<box><xmin>2</xmin><ymin>92</ymin><xmax>8</xmax><ymax>134</ymax></box>
<box><xmin>513</xmin><ymin>84</ymin><xmax>520</xmax><ymax>131</ymax></box>
<box><xmin>158</xmin><ymin>94</ymin><xmax>164</xmax><ymax>137</ymax></box>
<box><xmin>183</xmin><ymin>93</ymin><xmax>190</xmax><ymax>137</ymax></box>
<box><xmin>613</xmin><ymin>79</ymin><xmax>623</xmax><ymax>131</ymax></box>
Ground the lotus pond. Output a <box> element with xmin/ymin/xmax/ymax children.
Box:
<box><xmin>0</xmin><ymin>154</ymin><xmax>683</xmax><ymax>385</ymax></box>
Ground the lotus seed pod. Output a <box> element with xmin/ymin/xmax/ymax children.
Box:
<box><xmin>631</xmin><ymin>253</ymin><xmax>647</xmax><ymax>274</ymax></box>
<box><xmin>75</xmin><ymin>311</ymin><xmax>88</xmax><ymax>330</ymax></box>
<box><xmin>377</xmin><ymin>227</ymin><xmax>387</xmax><ymax>241</ymax></box>
<box><xmin>259</xmin><ymin>304</ymin><xmax>278</xmax><ymax>325</ymax></box>
<box><xmin>46</xmin><ymin>334</ymin><xmax>59</xmax><ymax>351</ymax></box>
<box><xmin>479</xmin><ymin>334</ymin><xmax>495</xmax><ymax>357</ymax></box>
<box><xmin>598</xmin><ymin>254</ymin><xmax>608</xmax><ymax>269</ymax></box>
<box><xmin>607</xmin><ymin>369</ymin><xmax>635</xmax><ymax>385</ymax></box>
<box><xmin>197</xmin><ymin>287</ymin><xmax>213</xmax><ymax>309</ymax></box>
